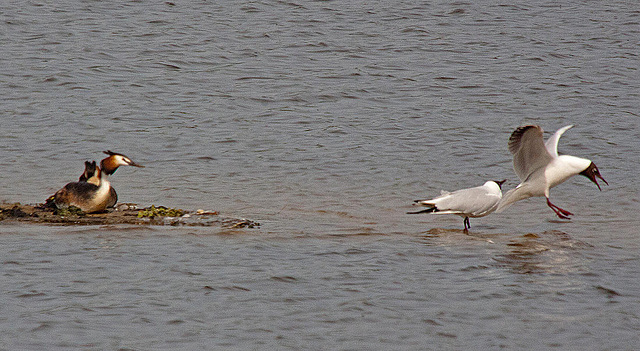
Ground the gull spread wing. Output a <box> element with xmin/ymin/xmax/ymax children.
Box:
<box><xmin>544</xmin><ymin>125</ymin><xmax>573</xmax><ymax>157</ymax></box>
<box><xmin>508</xmin><ymin>125</ymin><xmax>553</xmax><ymax>182</ymax></box>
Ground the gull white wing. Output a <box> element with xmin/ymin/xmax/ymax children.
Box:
<box><xmin>422</xmin><ymin>185</ymin><xmax>501</xmax><ymax>217</ymax></box>
<box><xmin>544</xmin><ymin>125</ymin><xmax>573</xmax><ymax>157</ymax></box>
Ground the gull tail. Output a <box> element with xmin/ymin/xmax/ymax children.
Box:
<box><xmin>495</xmin><ymin>187</ymin><xmax>524</xmax><ymax>213</ymax></box>
<box><xmin>408</xmin><ymin>201</ymin><xmax>437</xmax><ymax>214</ymax></box>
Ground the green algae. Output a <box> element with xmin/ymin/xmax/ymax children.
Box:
<box><xmin>137</xmin><ymin>205</ymin><xmax>185</xmax><ymax>218</ymax></box>
<box><xmin>53</xmin><ymin>206</ymin><xmax>85</xmax><ymax>217</ymax></box>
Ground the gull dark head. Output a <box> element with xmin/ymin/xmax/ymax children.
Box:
<box><xmin>579</xmin><ymin>162</ymin><xmax>608</xmax><ymax>191</ymax></box>
<box><xmin>493</xmin><ymin>179</ymin><xmax>507</xmax><ymax>189</ymax></box>
<box><xmin>101</xmin><ymin>150</ymin><xmax>144</xmax><ymax>175</ymax></box>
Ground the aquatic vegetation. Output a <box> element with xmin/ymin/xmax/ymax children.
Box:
<box><xmin>0</xmin><ymin>203</ymin><xmax>259</xmax><ymax>229</ymax></box>
<box><xmin>0</xmin><ymin>204</ymin><xmax>29</xmax><ymax>220</ymax></box>
<box><xmin>137</xmin><ymin>205</ymin><xmax>185</xmax><ymax>218</ymax></box>
<box><xmin>53</xmin><ymin>206</ymin><xmax>85</xmax><ymax>217</ymax></box>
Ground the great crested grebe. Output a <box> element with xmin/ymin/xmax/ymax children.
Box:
<box><xmin>49</xmin><ymin>151</ymin><xmax>144</xmax><ymax>213</ymax></box>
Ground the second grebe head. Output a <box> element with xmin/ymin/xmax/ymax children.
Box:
<box><xmin>101</xmin><ymin>150</ymin><xmax>144</xmax><ymax>175</ymax></box>
<box><xmin>79</xmin><ymin>160</ymin><xmax>102</xmax><ymax>185</ymax></box>
<box><xmin>79</xmin><ymin>161</ymin><xmax>94</xmax><ymax>182</ymax></box>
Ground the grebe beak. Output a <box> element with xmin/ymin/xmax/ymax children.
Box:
<box><xmin>128</xmin><ymin>160</ymin><xmax>144</xmax><ymax>168</ymax></box>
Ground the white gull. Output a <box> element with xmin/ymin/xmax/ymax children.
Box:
<box><xmin>496</xmin><ymin>125</ymin><xmax>607</xmax><ymax>219</ymax></box>
<box><xmin>409</xmin><ymin>180</ymin><xmax>506</xmax><ymax>233</ymax></box>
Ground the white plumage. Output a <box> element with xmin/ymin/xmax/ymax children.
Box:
<box><xmin>409</xmin><ymin>180</ymin><xmax>506</xmax><ymax>232</ymax></box>
<box><xmin>496</xmin><ymin>125</ymin><xmax>607</xmax><ymax>219</ymax></box>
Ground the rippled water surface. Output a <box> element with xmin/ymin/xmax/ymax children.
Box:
<box><xmin>1</xmin><ymin>1</ymin><xmax>639</xmax><ymax>349</ymax></box>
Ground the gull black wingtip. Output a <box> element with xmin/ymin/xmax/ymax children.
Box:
<box><xmin>407</xmin><ymin>208</ymin><xmax>436</xmax><ymax>215</ymax></box>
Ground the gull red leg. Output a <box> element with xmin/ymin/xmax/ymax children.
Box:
<box><xmin>546</xmin><ymin>198</ymin><xmax>573</xmax><ymax>219</ymax></box>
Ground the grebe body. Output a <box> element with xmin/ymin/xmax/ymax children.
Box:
<box><xmin>53</xmin><ymin>165</ymin><xmax>113</xmax><ymax>213</ymax></box>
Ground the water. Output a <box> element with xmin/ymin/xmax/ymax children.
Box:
<box><xmin>1</xmin><ymin>0</ymin><xmax>639</xmax><ymax>349</ymax></box>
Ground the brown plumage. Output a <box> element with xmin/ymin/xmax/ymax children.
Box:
<box><xmin>52</xmin><ymin>165</ymin><xmax>112</xmax><ymax>213</ymax></box>
<box><xmin>47</xmin><ymin>151</ymin><xmax>144</xmax><ymax>213</ymax></box>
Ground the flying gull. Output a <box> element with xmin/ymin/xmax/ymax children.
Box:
<box><xmin>496</xmin><ymin>125</ymin><xmax>607</xmax><ymax>219</ymax></box>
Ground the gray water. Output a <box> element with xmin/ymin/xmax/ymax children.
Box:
<box><xmin>1</xmin><ymin>1</ymin><xmax>639</xmax><ymax>349</ymax></box>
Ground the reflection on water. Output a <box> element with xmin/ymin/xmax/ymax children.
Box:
<box><xmin>493</xmin><ymin>230</ymin><xmax>593</xmax><ymax>274</ymax></box>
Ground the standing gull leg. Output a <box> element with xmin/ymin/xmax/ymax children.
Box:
<box><xmin>463</xmin><ymin>217</ymin><xmax>470</xmax><ymax>233</ymax></box>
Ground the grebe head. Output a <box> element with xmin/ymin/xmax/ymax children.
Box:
<box><xmin>79</xmin><ymin>161</ymin><xmax>102</xmax><ymax>185</ymax></box>
<box><xmin>79</xmin><ymin>161</ymin><xmax>97</xmax><ymax>182</ymax></box>
<box><xmin>101</xmin><ymin>150</ymin><xmax>144</xmax><ymax>175</ymax></box>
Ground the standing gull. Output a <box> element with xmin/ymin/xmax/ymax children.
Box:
<box><xmin>408</xmin><ymin>180</ymin><xmax>506</xmax><ymax>233</ymax></box>
<box><xmin>496</xmin><ymin>125</ymin><xmax>607</xmax><ymax>219</ymax></box>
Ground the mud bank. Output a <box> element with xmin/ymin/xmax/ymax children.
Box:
<box><xmin>0</xmin><ymin>203</ymin><xmax>260</xmax><ymax>229</ymax></box>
